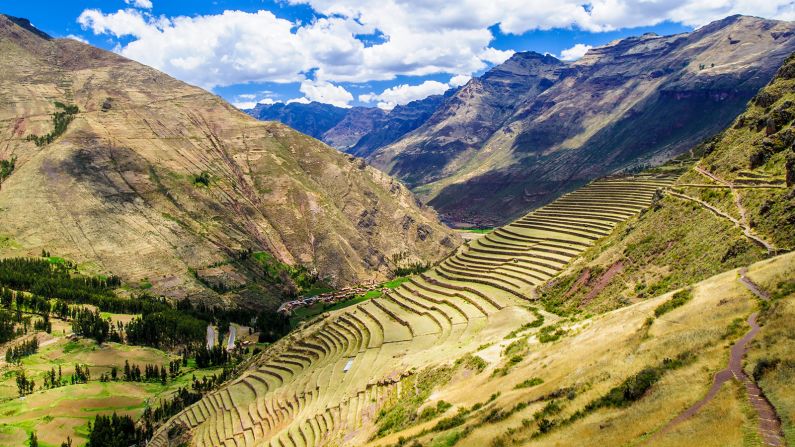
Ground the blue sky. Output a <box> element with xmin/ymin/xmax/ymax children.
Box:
<box><xmin>4</xmin><ymin>0</ymin><xmax>792</xmax><ymax>109</ymax></box>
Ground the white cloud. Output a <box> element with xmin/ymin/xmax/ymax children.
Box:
<box><xmin>232</xmin><ymin>96</ymin><xmax>278</xmax><ymax>110</ymax></box>
<box><xmin>479</xmin><ymin>47</ymin><xmax>515</xmax><ymax>65</ymax></box>
<box><xmin>124</xmin><ymin>0</ymin><xmax>153</xmax><ymax>9</ymax></box>
<box><xmin>287</xmin><ymin>97</ymin><xmax>311</xmax><ymax>105</ymax></box>
<box><xmin>296</xmin><ymin>80</ymin><xmax>354</xmax><ymax>108</ymax></box>
<box><xmin>65</xmin><ymin>34</ymin><xmax>88</xmax><ymax>44</ymax></box>
<box><xmin>76</xmin><ymin>6</ymin><xmax>507</xmax><ymax>89</ymax></box>
<box><xmin>449</xmin><ymin>74</ymin><xmax>471</xmax><ymax>87</ymax></box>
<box><xmin>76</xmin><ymin>0</ymin><xmax>795</xmax><ymax>103</ymax></box>
<box><xmin>559</xmin><ymin>43</ymin><xmax>593</xmax><ymax>61</ymax></box>
<box><xmin>360</xmin><ymin>80</ymin><xmax>449</xmax><ymax>110</ymax></box>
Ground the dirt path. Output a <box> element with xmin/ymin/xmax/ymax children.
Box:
<box><xmin>693</xmin><ymin>166</ymin><xmax>776</xmax><ymax>254</ymax></box>
<box><xmin>668</xmin><ymin>190</ymin><xmax>775</xmax><ymax>253</ymax></box>
<box><xmin>651</xmin><ymin>271</ymin><xmax>785</xmax><ymax>446</ymax></box>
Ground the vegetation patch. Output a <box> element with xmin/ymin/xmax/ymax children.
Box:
<box><xmin>654</xmin><ymin>288</ymin><xmax>693</xmax><ymax>317</ymax></box>
<box><xmin>538</xmin><ymin>324</ymin><xmax>567</xmax><ymax>343</ymax></box>
<box><xmin>374</xmin><ymin>366</ymin><xmax>455</xmax><ymax>438</ymax></box>
<box><xmin>455</xmin><ymin>354</ymin><xmax>488</xmax><ymax>373</ymax></box>
<box><xmin>26</xmin><ymin>102</ymin><xmax>78</xmax><ymax>146</ymax></box>
<box><xmin>514</xmin><ymin>377</ymin><xmax>544</xmax><ymax>389</ymax></box>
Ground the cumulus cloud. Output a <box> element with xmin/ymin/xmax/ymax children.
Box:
<box><xmin>124</xmin><ymin>0</ymin><xmax>153</xmax><ymax>9</ymax></box>
<box><xmin>559</xmin><ymin>43</ymin><xmax>593</xmax><ymax>61</ymax></box>
<box><xmin>297</xmin><ymin>80</ymin><xmax>354</xmax><ymax>107</ymax></box>
<box><xmin>65</xmin><ymin>34</ymin><xmax>88</xmax><ymax>44</ymax></box>
<box><xmin>360</xmin><ymin>80</ymin><xmax>449</xmax><ymax>109</ymax></box>
<box><xmin>77</xmin><ymin>0</ymin><xmax>795</xmax><ymax>105</ymax></box>
<box><xmin>449</xmin><ymin>74</ymin><xmax>472</xmax><ymax>87</ymax></box>
<box><xmin>76</xmin><ymin>6</ymin><xmax>507</xmax><ymax>89</ymax></box>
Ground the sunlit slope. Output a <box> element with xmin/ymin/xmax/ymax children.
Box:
<box><xmin>0</xmin><ymin>14</ymin><xmax>457</xmax><ymax>304</ymax></box>
<box><xmin>149</xmin><ymin>173</ymin><xmax>676</xmax><ymax>446</ymax></box>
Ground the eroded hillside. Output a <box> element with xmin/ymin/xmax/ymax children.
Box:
<box><xmin>0</xmin><ymin>15</ymin><xmax>459</xmax><ymax>308</ymax></box>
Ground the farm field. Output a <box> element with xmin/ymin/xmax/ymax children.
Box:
<box><xmin>0</xmin><ymin>317</ymin><xmax>227</xmax><ymax>447</ymax></box>
<box><xmin>149</xmin><ymin>173</ymin><xmax>684</xmax><ymax>447</ymax></box>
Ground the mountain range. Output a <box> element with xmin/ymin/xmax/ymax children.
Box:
<box><xmin>0</xmin><ymin>14</ymin><xmax>458</xmax><ymax>308</ymax></box>
<box><xmin>247</xmin><ymin>15</ymin><xmax>795</xmax><ymax>227</ymax></box>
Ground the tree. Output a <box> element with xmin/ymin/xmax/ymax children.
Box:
<box><xmin>28</xmin><ymin>431</ymin><xmax>38</xmax><ymax>447</ymax></box>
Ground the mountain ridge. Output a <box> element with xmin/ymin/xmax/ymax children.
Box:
<box><xmin>0</xmin><ymin>14</ymin><xmax>459</xmax><ymax>307</ymax></box>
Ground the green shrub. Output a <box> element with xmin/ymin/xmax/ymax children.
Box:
<box><xmin>192</xmin><ymin>171</ymin><xmax>211</xmax><ymax>187</ymax></box>
<box><xmin>455</xmin><ymin>354</ymin><xmax>487</xmax><ymax>373</ymax></box>
<box><xmin>514</xmin><ymin>377</ymin><xmax>544</xmax><ymax>389</ymax></box>
<box><xmin>654</xmin><ymin>288</ymin><xmax>693</xmax><ymax>317</ymax></box>
<box><xmin>752</xmin><ymin>358</ymin><xmax>780</xmax><ymax>381</ymax></box>
<box><xmin>538</xmin><ymin>325</ymin><xmax>567</xmax><ymax>343</ymax></box>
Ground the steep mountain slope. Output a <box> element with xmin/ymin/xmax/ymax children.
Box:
<box><xmin>245</xmin><ymin>101</ymin><xmax>349</xmax><ymax>142</ymax></box>
<box><xmin>369</xmin><ymin>52</ymin><xmax>564</xmax><ymax>187</ymax></box>
<box><xmin>347</xmin><ymin>91</ymin><xmax>453</xmax><ymax>158</ymax></box>
<box><xmin>541</xmin><ymin>52</ymin><xmax>795</xmax><ymax>315</ymax></box>
<box><xmin>0</xmin><ymin>15</ymin><xmax>459</xmax><ymax>307</ymax></box>
<box><xmin>369</xmin><ymin>15</ymin><xmax>795</xmax><ymax>227</ymax></box>
<box><xmin>321</xmin><ymin>106</ymin><xmax>386</xmax><ymax>150</ymax></box>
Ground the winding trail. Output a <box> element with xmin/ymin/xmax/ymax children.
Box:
<box><xmin>692</xmin><ymin>166</ymin><xmax>776</xmax><ymax>254</ymax></box>
<box><xmin>668</xmin><ymin>190</ymin><xmax>775</xmax><ymax>253</ymax></box>
<box><xmin>651</xmin><ymin>270</ymin><xmax>785</xmax><ymax>446</ymax></box>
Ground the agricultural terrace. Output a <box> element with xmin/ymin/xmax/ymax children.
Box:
<box><xmin>149</xmin><ymin>173</ymin><xmax>677</xmax><ymax>447</ymax></box>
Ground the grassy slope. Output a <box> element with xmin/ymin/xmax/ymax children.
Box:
<box><xmin>743</xmin><ymin>257</ymin><xmax>795</xmax><ymax>444</ymax></box>
<box><xmin>366</xmin><ymin>251</ymin><xmax>794</xmax><ymax>447</ymax></box>
<box><xmin>539</xmin><ymin>54</ymin><xmax>795</xmax><ymax>315</ymax></box>
<box><xmin>539</xmin><ymin>191</ymin><xmax>767</xmax><ymax>315</ymax></box>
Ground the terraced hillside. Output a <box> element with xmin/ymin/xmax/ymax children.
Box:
<box><xmin>149</xmin><ymin>173</ymin><xmax>677</xmax><ymax>447</ymax></box>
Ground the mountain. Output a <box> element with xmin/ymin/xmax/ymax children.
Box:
<box><xmin>366</xmin><ymin>15</ymin><xmax>795</xmax><ymax>227</ymax></box>
<box><xmin>245</xmin><ymin>101</ymin><xmax>348</xmax><ymax>141</ymax></box>
<box><xmin>150</xmin><ymin>51</ymin><xmax>795</xmax><ymax>447</ymax></box>
<box><xmin>346</xmin><ymin>91</ymin><xmax>453</xmax><ymax>158</ymax></box>
<box><xmin>0</xmin><ymin>14</ymin><xmax>459</xmax><ymax>307</ymax></box>
<box><xmin>320</xmin><ymin>106</ymin><xmax>386</xmax><ymax>150</ymax></box>
<box><xmin>245</xmin><ymin>92</ymin><xmax>452</xmax><ymax>154</ymax></box>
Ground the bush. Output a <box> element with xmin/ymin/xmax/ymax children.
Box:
<box><xmin>514</xmin><ymin>377</ymin><xmax>544</xmax><ymax>389</ymax></box>
<box><xmin>654</xmin><ymin>288</ymin><xmax>693</xmax><ymax>317</ymax></box>
<box><xmin>455</xmin><ymin>354</ymin><xmax>487</xmax><ymax>372</ymax></box>
<box><xmin>753</xmin><ymin>358</ymin><xmax>780</xmax><ymax>381</ymax></box>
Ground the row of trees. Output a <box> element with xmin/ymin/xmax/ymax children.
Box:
<box><xmin>5</xmin><ymin>337</ymin><xmax>38</xmax><ymax>363</ymax></box>
<box><xmin>25</xmin><ymin>102</ymin><xmax>79</xmax><ymax>147</ymax></box>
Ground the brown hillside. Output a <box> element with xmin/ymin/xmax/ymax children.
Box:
<box><xmin>0</xmin><ymin>15</ymin><xmax>459</xmax><ymax>306</ymax></box>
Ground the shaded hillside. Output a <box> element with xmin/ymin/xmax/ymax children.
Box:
<box><xmin>368</xmin><ymin>15</ymin><xmax>795</xmax><ymax>227</ymax></box>
<box><xmin>347</xmin><ymin>91</ymin><xmax>453</xmax><ymax>158</ymax></box>
<box><xmin>245</xmin><ymin>92</ymin><xmax>452</xmax><ymax>155</ymax></box>
<box><xmin>540</xmin><ymin>52</ymin><xmax>795</xmax><ymax>314</ymax></box>
<box><xmin>0</xmin><ymin>15</ymin><xmax>459</xmax><ymax>308</ymax></box>
<box><xmin>321</xmin><ymin>106</ymin><xmax>386</xmax><ymax>150</ymax></box>
<box><xmin>245</xmin><ymin>101</ymin><xmax>348</xmax><ymax>141</ymax></box>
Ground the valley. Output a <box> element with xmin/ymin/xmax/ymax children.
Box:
<box><xmin>0</xmin><ymin>7</ymin><xmax>794</xmax><ymax>447</ymax></box>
